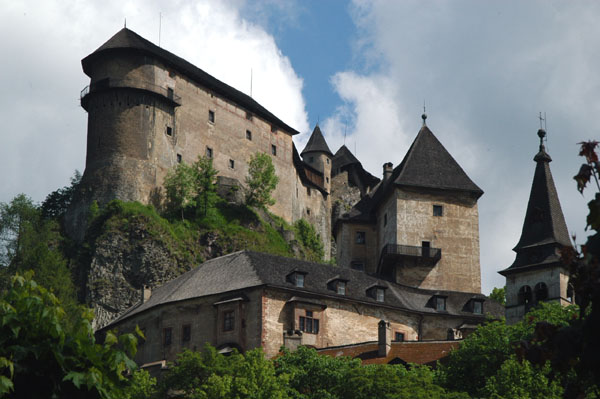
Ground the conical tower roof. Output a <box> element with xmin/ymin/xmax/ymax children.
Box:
<box><xmin>301</xmin><ymin>124</ymin><xmax>333</xmax><ymax>157</ymax></box>
<box><xmin>391</xmin><ymin>125</ymin><xmax>483</xmax><ymax>197</ymax></box>
<box><xmin>333</xmin><ymin>145</ymin><xmax>360</xmax><ymax>169</ymax></box>
<box><xmin>500</xmin><ymin>129</ymin><xmax>571</xmax><ymax>275</ymax></box>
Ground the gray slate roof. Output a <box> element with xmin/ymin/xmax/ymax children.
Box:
<box><xmin>500</xmin><ymin>134</ymin><xmax>571</xmax><ymax>274</ymax></box>
<box><xmin>83</xmin><ymin>28</ymin><xmax>299</xmax><ymax>135</ymax></box>
<box><xmin>106</xmin><ymin>251</ymin><xmax>503</xmax><ymax>329</ymax></box>
<box><xmin>301</xmin><ymin>124</ymin><xmax>333</xmax><ymax>157</ymax></box>
<box><xmin>338</xmin><ymin>125</ymin><xmax>483</xmax><ymax>224</ymax></box>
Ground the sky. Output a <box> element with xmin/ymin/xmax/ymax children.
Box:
<box><xmin>1</xmin><ymin>0</ymin><xmax>598</xmax><ymax>295</ymax></box>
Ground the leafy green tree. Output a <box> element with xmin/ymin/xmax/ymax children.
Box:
<box><xmin>490</xmin><ymin>286</ymin><xmax>506</xmax><ymax>305</ymax></box>
<box><xmin>245</xmin><ymin>153</ymin><xmax>279</xmax><ymax>208</ymax></box>
<box><xmin>40</xmin><ymin>170</ymin><xmax>81</xmax><ymax>220</ymax></box>
<box><xmin>0</xmin><ymin>272</ymin><xmax>140</xmax><ymax>398</ymax></box>
<box><xmin>483</xmin><ymin>357</ymin><xmax>563</xmax><ymax>399</ymax></box>
<box><xmin>122</xmin><ymin>369</ymin><xmax>157</xmax><ymax>399</ymax></box>
<box><xmin>160</xmin><ymin>346</ymin><xmax>287</xmax><ymax>399</ymax></box>
<box><xmin>0</xmin><ymin>194</ymin><xmax>38</xmax><ymax>267</ymax></box>
<box><xmin>193</xmin><ymin>156</ymin><xmax>219</xmax><ymax>217</ymax></box>
<box><xmin>163</xmin><ymin>161</ymin><xmax>196</xmax><ymax>220</ymax></box>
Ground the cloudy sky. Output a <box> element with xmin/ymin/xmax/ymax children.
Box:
<box><xmin>1</xmin><ymin>0</ymin><xmax>597</xmax><ymax>295</ymax></box>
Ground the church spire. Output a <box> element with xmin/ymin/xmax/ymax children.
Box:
<box><xmin>500</xmin><ymin>128</ymin><xmax>570</xmax><ymax>274</ymax></box>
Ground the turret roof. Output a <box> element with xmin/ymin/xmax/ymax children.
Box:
<box><xmin>301</xmin><ymin>124</ymin><xmax>333</xmax><ymax>156</ymax></box>
<box><xmin>333</xmin><ymin>145</ymin><xmax>361</xmax><ymax>169</ymax></box>
<box><xmin>82</xmin><ymin>28</ymin><xmax>299</xmax><ymax>135</ymax></box>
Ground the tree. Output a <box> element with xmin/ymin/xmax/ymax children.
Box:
<box><xmin>490</xmin><ymin>286</ymin><xmax>506</xmax><ymax>305</ymax></box>
<box><xmin>159</xmin><ymin>346</ymin><xmax>287</xmax><ymax>399</ymax></box>
<box><xmin>193</xmin><ymin>156</ymin><xmax>219</xmax><ymax>217</ymax></box>
<box><xmin>40</xmin><ymin>170</ymin><xmax>81</xmax><ymax>220</ymax></box>
<box><xmin>0</xmin><ymin>272</ymin><xmax>140</xmax><ymax>398</ymax></box>
<box><xmin>294</xmin><ymin>219</ymin><xmax>324</xmax><ymax>261</ymax></box>
<box><xmin>0</xmin><ymin>195</ymin><xmax>38</xmax><ymax>267</ymax></box>
<box><xmin>245</xmin><ymin>153</ymin><xmax>279</xmax><ymax>208</ymax></box>
<box><xmin>163</xmin><ymin>162</ymin><xmax>196</xmax><ymax>220</ymax></box>
<box><xmin>122</xmin><ymin>369</ymin><xmax>157</xmax><ymax>399</ymax></box>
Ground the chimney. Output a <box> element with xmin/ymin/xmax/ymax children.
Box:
<box><xmin>142</xmin><ymin>285</ymin><xmax>152</xmax><ymax>303</ymax></box>
<box><xmin>378</xmin><ymin>320</ymin><xmax>391</xmax><ymax>357</ymax></box>
<box><xmin>383</xmin><ymin>162</ymin><xmax>393</xmax><ymax>181</ymax></box>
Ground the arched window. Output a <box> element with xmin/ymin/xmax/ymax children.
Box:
<box><xmin>518</xmin><ymin>285</ymin><xmax>532</xmax><ymax>305</ymax></box>
<box><xmin>534</xmin><ymin>282</ymin><xmax>548</xmax><ymax>302</ymax></box>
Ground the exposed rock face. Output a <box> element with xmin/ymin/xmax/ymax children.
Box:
<box><xmin>86</xmin><ymin>221</ymin><xmax>194</xmax><ymax>330</ymax></box>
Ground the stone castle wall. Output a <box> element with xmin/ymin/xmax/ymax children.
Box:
<box><xmin>67</xmin><ymin>50</ymin><xmax>330</xmax><ymax>256</ymax></box>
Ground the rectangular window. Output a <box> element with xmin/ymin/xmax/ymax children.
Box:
<box><xmin>246</xmin><ymin>130</ymin><xmax>252</xmax><ymax>140</ymax></box>
<box><xmin>271</xmin><ymin>145</ymin><xmax>277</xmax><ymax>156</ymax></box>
<box><xmin>306</xmin><ymin>208</ymin><xmax>311</xmax><ymax>215</ymax></box>
<box><xmin>163</xmin><ymin>328</ymin><xmax>172</xmax><ymax>346</ymax></box>
<box><xmin>395</xmin><ymin>332</ymin><xmax>405</xmax><ymax>342</ymax></box>
<box><xmin>376</xmin><ymin>288</ymin><xmax>385</xmax><ymax>302</ymax></box>
<box><xmin>206</xmin><ymin>147</ymin><xmax>213</xmax><ymax>158</ymax></box>
<box><xmin>433</xmin><ymin>205</ymin><xmax>443</xmax><ymax>216</ymax></box>
<box><xmin>422</xmin><ymin>241</ymin><xmax>430</xmax><ymax>257</ymax></box>
<box><xmin>326</xmin><ymin>177</ymin><xmax>329</xmax><ymax>183</ymax></box>
<box><xmin>337</xmin><ymin>281</ymin><xmax>346</xmax><ymax>295</ymax></box>
<box><xmin>307</xmin><ymin>187</ymin><xmax>311</xmax><ymax>196</ymax></box>
<box><xmin>166</xmin><ymin>126</ymin><xmax>173</xmax><ymax>136</ymax></box>
<box><xmin>229</xmin><ymin>159</ymin><xmax>235</xmax><ymax>169</ymax></box>
<box><xmin>177</xmin><ymin>154</ymin><xmax>182</xmax><ymax>163</ymax></box>
<box><xmin>223</xmin><ymin>311</ymin><xmax>235</xmax><ymax>332</ymax></box>
<box><xmin>208</xmin><ymin>110</ymin><xmax>215</xmax><ymax>123</ymax></box>
<box><xmin>246</xmin><ymin>111</ymin><xmax>252</xmax><ymax>120</ymax></box>
<box><xmin>295</xmin><ymin>273</ymin><xmax>304</xmax><ymax>288</ymax></box>
<box><xmin>182</xmin><ymin>324</ymin><xmax>191</xmax><ymax>342</ymax></box>
<box><xmin>356</xmin><ymin>231</ymin><xmax>366</xmax><ymax>244</ymax></box>
<box><xmin>167</xmin><ymin>87</ymin><xmax>174</xmax><ymax>100</ymax></box>
<box><xmin>436</xmin><ymin>297</ymin><xmax>446</xmax><ymax>311</ymax></box>
<box><xmin>299</xmin><ymin>313</ymin><xmax>319</xmax><ymax>334</ymax></box>
<box><xmin>384</xmin><ymin>213</ymin><xmax>387</xmax><ymax>226</ymax></box>
<box><xmin>473</xmin><ymin>301</ymin><xmax>483</xmax><ymax>314</ymax></box>
<box><xmin>326</xmin><ymin>158</ymin><xmax>330</xmax><ymax>164</ymax></box>
<box><xmin>271</xmin><ymin>125</ymin><xmax>277</xmax><ymax>133</ymax></box>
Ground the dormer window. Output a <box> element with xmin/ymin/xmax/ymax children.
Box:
<box><xmin>473</xmin><ymin>300</ymin><xmax>483</xmax><ymax>314</ymax></box>
<box><xmin>327</xmin><ymin>277</ymin><xmax>348</xmax><ymax>295</ymax></box>
<box><xmin>428</xmin><ymin>295</ymin><xmax>447</xmax><ymax>311</ymax></box>
<box><xmin>367</xmin><ymin>285</ymin><xmax>386</xmax><ymax>302</ymax></box>
<box><xmin>337</xmin><ymin>281</ymin><xmax>346</xmax><ymax>295</ymax></box>
<box><xmin>287</xmin><ymin>271</ymin><xmax>307</xmax><ymax>288</ymax></box>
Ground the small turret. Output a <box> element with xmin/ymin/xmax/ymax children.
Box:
<box><xmin>301</xmin><ymin>124</ymin><xmax>333</xmax><ymax>192</ymax></box>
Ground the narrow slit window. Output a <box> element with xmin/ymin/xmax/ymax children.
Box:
<box><xmin>208</xmin><ymin>110</ymin><xmax>215</xmax><ymax>123</ymax></box>
<box><xmin>246</xmin><ymin>130</ymin><xmax>252</xmax><ymax>140</ymax></box>
<box><xmin>206</xmin><ymin>147</ymin><xmax>213</xmax><ymax>158</ymax></box>
<box><xmin>271</xmin><ymin>145</ymin><xmax>277</xmax><ymax>156</ymax></box>
<box><xmin>229</xmin><ymin>159</ymin><xmax>235</xmax><ymax>169</ymax></box>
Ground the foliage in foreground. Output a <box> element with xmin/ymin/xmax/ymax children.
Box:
<box><xmin>0</xmin><ymin>272</ymin><xmax>141</xmax><ymax>399</ymax></box>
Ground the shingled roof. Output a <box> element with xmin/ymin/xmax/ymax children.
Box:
<box><xmin>332</xmin><ymin>145</ymin><xmax>361</xmax><ymax>170</ymax></box>
<box><xmin>82</xmin><ymin>28</ymin><xmax>299</xmax><ymax>135</ymax></box>
<box><xmin>105</xmin><ymin>251</ymin><xmax>502</xmax><ymax>329</ymax></box>
<box><xmin>301</xmin><ymin>124</ymin><xmax>333</xmax><ymax>157</ymax></box>
<box><xmin>337</xmin><ymin>124</ymin><xmax>482</xmax><ymax>225</ymax></box>
<box><xmin>500</xmin><ymin>130</ymin><xmax>571</xmax><ymax>275</ymax></box>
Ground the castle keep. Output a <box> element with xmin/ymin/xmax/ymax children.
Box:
<box><xmin>73</xmin><ymin>28</ymin><xmax>510</xmax><ymax>364</ymax></box>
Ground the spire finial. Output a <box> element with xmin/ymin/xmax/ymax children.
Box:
<box><xmin>124</xmin><ymin>18</ymin><xmax>126</xmax><ymax>28</ymax></box>
<box><xmin>422</xmin><ymin>101</ymin><xmax>427</xmax><ymax>126</ymax></box>
<box><xmin>537</xmin><ymin>112</ymin><xmax>546</xmax><ymax>150</ymax></box>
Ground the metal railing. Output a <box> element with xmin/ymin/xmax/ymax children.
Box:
<box><xmin>380</xmin><ymin>243</ymin><xmax>441</xmax><ymax>262</ymax></box>
<box><xmin>79</xmin><ymin>78</ymin><xmax>181</xmax><ymax>103</ymax></box>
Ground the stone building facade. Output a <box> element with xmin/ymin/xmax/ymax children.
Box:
<box><xmin>334</xmin><ymin>116</ymin><xmax>483</xmax><ymax>294</ymax></box>
<box><xmin>499</xmin><ymin>129</ymin><xmax>573</xmax><ymax>324</ymax></box>
<box><xmin>102</xmin><ymin>251</ymin><xmax>503</xmax><ymax>365</ymax></box>
<box><xmin>66</xmin><ymin>28</ymin><xmax>331</xmax><ymax>258</ymax></box>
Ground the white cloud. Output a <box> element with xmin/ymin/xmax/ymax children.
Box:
<box><xmin>0</xmin><ymin>0</ymin><xmax>308</xmax><ymax>204</ymax></box>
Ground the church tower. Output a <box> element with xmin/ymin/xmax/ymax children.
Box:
<box><xmin>500</xmin><ymin>128</ymin><xmax>573</xmax><ymax>324</ymax></box>
<box><xmin>301</xmin><ymin>124</ymin><xmax>333</xmax><ymax>193</ymax></box>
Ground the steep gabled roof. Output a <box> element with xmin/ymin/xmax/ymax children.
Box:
<box><xmin>82</xmin><ymin>28</ymin><xmax>299</xmax><ymax>135</ymax></box>
<box><xmin>301</xmin><ymin>124</ymin><xmax>333</xmax><ymax>156</ymax></box>
<box><xmin>332</xmin><ymin>145</ymin><xmax>360</xmax><ymax>169</ymax></box>
<box><xmin>500</xmin><ymin>130</ymin><xmax>571</xmax><ymax>275</ymax></box>
<box><xmin>104</xmin><ymin>251</ymin><xmax>500</xmax><ymax>329</ymax></box>
<box><xmin>392</xmin><ymin>125</ymin><xmax>483</xmax><ymax>196</ymax></box>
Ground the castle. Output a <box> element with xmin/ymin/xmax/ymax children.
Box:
<box><xmin>73</xmin><ymin>28</ymin><xmax>511</xmax><ymax>365</ymax></box>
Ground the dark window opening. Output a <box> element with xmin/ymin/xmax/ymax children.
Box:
<box><xmin>271</xmin><ymin>145</ymin><xmax>277</xmax><ymax>156</ymax></box>
<box><xmin>384</xmin><ymin>213</ymin><xmax>387</xmax><ymax>226</ymax></box>
<box><xmin>394</xmin><ymin>332</ymin><xmax>405</xmax><ymax>342</ymax></box>
<box><xmin>177</xmin><ymin>154</ymin><xmax>182</xmax><ymax>163</ymax></box>
<box><xmin>167</xmin><ymin>87</ymin><xmax>174</xmax><ymax>100</ymax></box>
<box><xmin>206</xmin><ymin>147</ymin><xmax>213</xmax><ymax>158</ymax></box>
<box><xmin>246</xmin><ymin>130</ymin><xmax>252</xmax><ymax>140</ymax></box>
<box><xmin>307</xmin><ymin>187</ymin><xmax>311</xmax><ymax>196</ymax></box>
<box><xmin>356</xmin><ymin>231</ymin><xmax>366</xmax><ymax>244</ymax></box>
<box><xmin>518</xmin><ymin>285</ymin><xmax>533</xmax><ymax>305</ymax></box>
<box><xmin>229</xmin><ymin>159</ymin><xmax>235</xmax><ymax>169</ymax></box>
<box><xmin>326</xmin><ymin>177</ymin><xmax>329</xmax><ymax>183</ymax></box>
<box><xmin>534</xmin><ymin>282</ymin><xmax>548</xmax><ymax>302</ymax></box>
<box><xmin>168</xmin><ymin>70</ymin><xmax>175</xmax><ymax>78</ymax></box>
<box><xmin>299</xmin><ymin>312</ymin><xmax>319</xmax><ymax>334</ymax></box>
<box><xmin>246</xmin><ymin>111</ymin><xmax>252</xmax><ymax>120</ymax></box>
<box><xmin>271</xmin><ymin>125</ymin><xmax>277</xmax><ymax>133</ymax></box>
<box><xmin>326</xmin><ymin>158</ymin><xmax>330</xmax><ymax>164</ymax></box>
<box><xmin>182</xmin><ymin>325</ymin><xmax>191</xmax><ymax>342</ymax></box>
<box><xmin>433</xmin><ymin>205</ymin><xmax>443</xmax><ymax>216</ymax></box>
<box><xmin>306</xmin><ymin>208</ymin><xmax>311</xmax><ymax>215</ymax></box>
<box><xmin>422</xmin><ymin>241</ymin><xmax>431</xmax><ymax>257</ymax></box>
<box><xmin>208</xmin><ymin>110</ymin><xmax>215</xmax><ymax>123</ymax></box>
<box><xmin>163</xmin><ymin>328</ymin><xmax>172</xmax><ymax>346</ymax></box>
<box><xmin>166</xmin><ymin>126</ymin><xmax>173</xmax><ymax>136</ymax></box>
<box><xmin>223</xmin><ymin>311</ymin><xmax>235</xmax><ymax>332</ymax></box>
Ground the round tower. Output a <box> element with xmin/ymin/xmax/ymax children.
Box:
<box><xmin>66</xmin><ymin>28</ymin><xmax>180</xmax><ymax>240</ymax></box>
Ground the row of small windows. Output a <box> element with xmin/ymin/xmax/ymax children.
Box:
<box><xmin>207</xmin><ymin>109</ymin><xmax>277</xmax><ymax>133</ymax></box>
<box><xmin>162</xmin><ymin>324</ymin><xmax>191</xmax><ymax>346</ymax></box>
<box><xmin>307</xmin><ymin>156</ymin><xmax>331</xmax><ymax>165</ymax></box>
